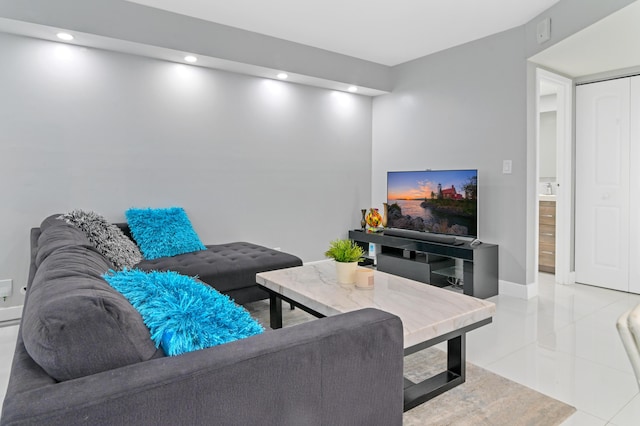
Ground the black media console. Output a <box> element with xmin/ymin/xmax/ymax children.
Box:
<box><xmin>349</xmin><ymin>229</ymin><xmax>498</xmax><ymax>299</ymax></box>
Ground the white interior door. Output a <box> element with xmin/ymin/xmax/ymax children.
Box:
<box><xmin>630</xmin><ymin>76</ymin><xmax>640</xmax><ymax>294</ymax></box>
<box><xmin>575</xmin><ymin>78</ymin><xmax>630</xmax><ymax>291</ymax></box>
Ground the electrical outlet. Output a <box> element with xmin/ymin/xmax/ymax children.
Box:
<box><xmin>0</xmin><ymin>279</ymin><xmax>12</xmax><ymax>298</ymax></box>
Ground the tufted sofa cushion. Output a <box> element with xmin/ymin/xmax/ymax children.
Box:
<box><xmin>21</xmin><ymin>217</ymin><xmax>162</xmax><ymax>382</ymax></box>
<box><xmin>136</xmin><ymin>242</ymin><xmax>303</xmax><ymax>294</ymax></box>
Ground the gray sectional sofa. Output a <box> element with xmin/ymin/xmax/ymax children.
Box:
<box><xmin>1</xmin><ymin>215</ymin><xmax>404</xmax><ymax>425</ymax></box>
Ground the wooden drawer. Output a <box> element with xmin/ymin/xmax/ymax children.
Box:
<box><xmin>539</xmin><ymin>263</ymin><xmax>555</xmax><ymax>274</ymax></box>
<box><xmin>539</xmin><ymin>241</ymin><xmax>555</xmax><ymax>272</ymax></box>
<box><xmin>539</xmin><ymin>212</ymin><xmax>555</xmax><ymax>226</ymax></box>
<box><xmin>539</xmin><ymin>256</ymin><xmax>555</xmax><ymax>268</ymax></box>
<box><xmin>539</xmin><ymin>202</ymin><xmax>556</xmax><ymax>225</ymax></box>
<box><xmin>539</xmin><ymin>224</ymin><xmax>555</xmax><ymax>244</ymax></box>
<box><xmin>539</xmin><ymin>200</ymin><xmax>556</xmax><ymax>273</ymax></box>
<box><xmin>539</xmin><ymin>249</ymin><xmax>555</xmax><ymax>271</ymax></box>
<box><xmin>539</xmin><ymin>242</ymin><xmax>555</xmax><ymax>257</ymax></box>
<box><xmin>540</xmin><ymin>200</ymin><xmax>556</xmax><ymax>209</ymax></box>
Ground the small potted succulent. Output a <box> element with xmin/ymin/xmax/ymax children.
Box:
<box><xmin>325</xmin><ymin>239</ymin><xmax>365</xmax><ymax>284</ymax></box>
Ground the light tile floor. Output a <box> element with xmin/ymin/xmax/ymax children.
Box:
<box><xmin>466</xmin><ymin>273</ymin><xmax>640</xmax><ymax>425</ymax></box>
<box><xmin>0</xmin><ymin>273</ymin><xmax>638</xmax><ymax>424</ymax></box>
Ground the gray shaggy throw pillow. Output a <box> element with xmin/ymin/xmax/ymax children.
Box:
<box><xmin>60</xmin><ymin>210</ymin><xmax>142</xmax><ymax>269</ymax></box>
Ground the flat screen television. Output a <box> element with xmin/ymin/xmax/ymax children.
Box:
<box><xmin>387</xmin><ymin>169</ymin><xmax>478</xmax><ymax>238</ymax></box>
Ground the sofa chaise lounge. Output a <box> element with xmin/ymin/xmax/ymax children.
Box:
<box><xmin>114</xmin><ymin>221</ymin><xmax>303</xmax><ymax>305</ymax></box>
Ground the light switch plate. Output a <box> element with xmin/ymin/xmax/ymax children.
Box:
<box><xmin>503</xmin><ymin>160</ymin><xmax>512</xmax><ymax>174</ymax></box>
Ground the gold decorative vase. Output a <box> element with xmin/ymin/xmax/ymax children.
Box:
<box><xmin>365</xmin><ymin>208</ymin><xmax>382</xmax><ymax>230</ymax></box>
<box><xmin>382</xmin><ymin>203</ymin><xmax>388</xmax><ymax>228</ymax></box>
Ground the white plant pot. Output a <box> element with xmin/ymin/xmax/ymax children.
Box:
<box><xmin>335</xmin><ymin>261</ymin><xmax>358</xmax><ymax>284</ymax></box>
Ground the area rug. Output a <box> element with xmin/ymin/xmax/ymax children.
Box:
<box><xmin>245</xmin><ymin>300</ymin><xmax>576</xmax><ymax>426</ymax></box>
<box><xmin>402</xmin><ymin>349</ymin><xmax>576</xmax><ymax>426</ymax></box>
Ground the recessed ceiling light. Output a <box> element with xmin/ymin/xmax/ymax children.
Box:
<box><xmin>184</xmin><ymin>55</ymin><xmax>198</xmax><ymax>63</ymax></box>
<box><xmin>56</xmin><ymin>32</ymin><xmax>74</xmax><ymax>41</ymax></box>
<box><xmin>277</xmin><ymin>73</ymin><xmax>288</xmax><ymax>80</ymax></box>
<box><xmin>347</xmin><ymin>86</ymin><xmax>358</xmax><ymax>93</ymax></box>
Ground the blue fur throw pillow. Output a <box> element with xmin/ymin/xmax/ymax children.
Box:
<box><xmin>125</xmin><ymin>207</ymin><xmax>206</xmax><ymax>260</ymax></box>
<box><xmin>103</xmin><ymin>269</ymin><xmax>264</xmax><ymax>356</ymax></box>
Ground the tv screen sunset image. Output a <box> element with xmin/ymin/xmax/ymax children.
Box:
<box><xmin>387</xmin><ymin>170</ymin><xmax>478</xmax><ymax>237</ymax></box>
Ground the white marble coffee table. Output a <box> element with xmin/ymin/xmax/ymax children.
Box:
<box><xmin>256</xmin><ymin>260</ymin><xmax>496</xmax><ymax>411</ymax></box>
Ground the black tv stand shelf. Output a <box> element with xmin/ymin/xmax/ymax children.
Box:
<box><xmin>349</xmin><ymin>229</ymin><xmax>498</xmax><ymax>299</ymax></box>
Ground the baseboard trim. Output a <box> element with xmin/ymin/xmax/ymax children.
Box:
<box><xmin>499</xmin><ymin>280</ymin><xmax>538</xmax><ymax>299</ymax></box>
<box><xmin>0</xmin><ymin>305</ymin><xmax>23</xmax><ymax>322</ymax></box>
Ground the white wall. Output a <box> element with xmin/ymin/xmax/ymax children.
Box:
<box><xmin>373</xmin><ymin>27</ymin><xmax>527</xmax><ymax>286</ymax></box>
<box><xmin>371</xmin><ymin>0</ymin><xmax>640</xmax><ymax>290</ymax></box>
<box><xmin>524</xmin><ymin>0</ymin><xmax>637</xmax><ymax>285</ymax></box>
<box><xmin>0</xmin><ymin>32</ymin><xmax>373</xmax><ymax>306</ymax></box>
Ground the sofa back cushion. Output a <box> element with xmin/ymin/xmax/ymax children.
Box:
<box><xmin>22</xmin><ymin>218</ymin><xmax>161</xmax><ymax>381</ymax></box>
<box><xmin>34</xmin><ymin>217</ymin><xmax>96</xmax><ymax>268</ymax></box>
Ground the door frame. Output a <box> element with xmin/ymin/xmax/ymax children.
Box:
<box><xmin>629</xmin><ymin>76</ymin><xmax>639</xmax><ymax>293</ymax></box>
<box><xmin>536</xmin><ymin>68</ymin><xmax>574</xmax><ymax>285</ymax></box>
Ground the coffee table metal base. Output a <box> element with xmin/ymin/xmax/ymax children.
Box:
<box><xmin>264</xmin><ymin>290</ymin><xmax>491</xmax><ymax>412</ymax></box>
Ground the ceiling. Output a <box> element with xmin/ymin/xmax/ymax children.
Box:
<box><xmin>530</xmin><ymin>0</ymin><xmax>640</xmax><ymax>78</ymax></box>
<box><xmin>126</xmin><ymin>0</ymin><xmax>561</xmax><ymax>66</ymax></box>
<box><xmin>1</xmin><ymin>0</ymin><xmax>635</xmax><ymax>96</ymax></box>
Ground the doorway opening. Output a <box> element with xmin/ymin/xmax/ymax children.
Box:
<box><xmin>535</xmin><ymin>68</ymin><xmax>573</xmax><ymax>285</ymax></box>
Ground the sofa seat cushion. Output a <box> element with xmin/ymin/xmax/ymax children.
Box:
<box><xmin>136</xmin><ymin>242</ymin><xmax>303</xmax><ymax>294</ymax></box>
<box><xmin>22</xmin><ymin>220</ymin><xmax>161</xmax><ymax>382</ymax></box>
